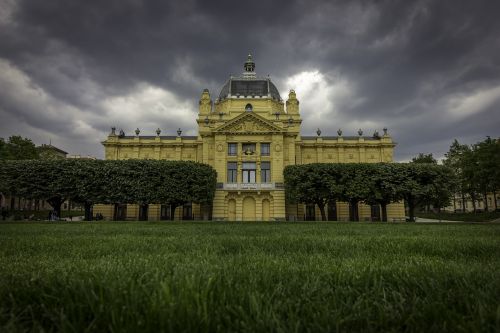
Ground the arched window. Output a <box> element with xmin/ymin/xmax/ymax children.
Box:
<box><xmin>245</xmin><ymin>103</ymin><xmax>253</xmax><ymax>112</ymax></box>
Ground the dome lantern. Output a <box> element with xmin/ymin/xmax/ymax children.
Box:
<box><xmin>244</xmin><ymin>53</ymin><xmax>255</xmax><ymax>72</ymax></box>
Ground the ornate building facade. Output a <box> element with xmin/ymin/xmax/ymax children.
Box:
<box><xmin>95</xmin><ymin>55</ymin><xmax>404</xmax><ymax>221</ymax></box>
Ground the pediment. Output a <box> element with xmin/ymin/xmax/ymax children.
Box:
<box><xmin>215</xmin><ymin>112</ymin><xmax>283</xmax><ymax>134</ymax></box>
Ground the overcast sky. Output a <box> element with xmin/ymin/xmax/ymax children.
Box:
<box><xmin>0</xmin><ymin>0</ymin><xmax>499</xmax><ymax>160</ymax></box>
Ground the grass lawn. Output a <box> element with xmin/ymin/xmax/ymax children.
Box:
<box><xmin>0</xmin><ymin>222</ymin><xmax>499</xmax><ymax>332</ymax></box>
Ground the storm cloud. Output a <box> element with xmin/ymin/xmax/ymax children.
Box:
<box><xmin>0</xmin><ymin>0</ymin><xmax>499</xmax><ymax>159</ymax></box>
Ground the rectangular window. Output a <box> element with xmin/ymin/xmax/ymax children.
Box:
<box><xmin>242</xmin><ymin>143</ymin><xmax>256</xmax><ymax>155</ymax></box>
<box><xmin>261</xmin><ymin>162</ymin><xmax>271</xmax><ymax>183</ymax></box>
<box><xmin>261</xmin><ymin>143</ymin><xmax>270</xmax><ymax>156</ymax></box>
<box><xmin>228</xmin><ymin>143</ymin><xmax>237</xmax><ymax>156</ymax></box>
<box><xmin>227</xmin><ymin>162</ymin><xmax>238</xmax><ymax>183</ymax></box>
<box><xmin>242</xmin><ymin>162</ymin><xmax>256</xmax><ymax>183</ymax></box>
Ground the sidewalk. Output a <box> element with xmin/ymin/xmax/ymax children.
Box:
<box><xmin>414</xmin><ymin>217</ymin><xmax>462</xmax><ymax>223</ymax></box>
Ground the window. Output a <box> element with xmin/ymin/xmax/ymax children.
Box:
<box><xmin>228</xmin><ymin>143</ymin><xmax>237</xmax><ymax>156</ymax></box>
<box><xmin>242</xmin><ymin>162</ymin><xmax>256</xmax><ymax>183</ymax></box>
<box><xmin>261</xmin><ymin>143</ymin><xmax>270</xmax><ymax>156</ymax></box>
<box><xmin>261</xmin><ymin>162</ymin><xmax>271</xmax><ymax>183</ymax></box>
<box><xmin>242</xmin><ymin>143</ymin><xmax>256</xmax><ymax>155</ymax></box>
<box><xmin>245</xmin><ymin>103</ymin><xmax>253</xmax><ymax>112</ymax></box>
<box><xmin>227</xmin><ymin>162</ymin><xmax>237</xmax><ymax>183</ymax></box>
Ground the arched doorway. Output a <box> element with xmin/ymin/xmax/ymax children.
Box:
<box><xmin>262</xmin><ymin>199</ymin><xmax>270</xmax><ymax>221</ymax></box>
<box><xmin>242</xmin><ymin>197</ymin><xmax>256</xmax><ymax>221</ymax></box>
<box><xmin>228</xmin><ymin>199</ymin><xmax>236</xmax><ymax>221</ymax></box>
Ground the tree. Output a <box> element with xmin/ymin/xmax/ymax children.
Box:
<box><xmin>0</xmin><ymin>159</ymin><xmax>217</xmax><ymax>221</ymax></box>
<box><xmin>0</xmin><ymin>160</ymin><xmax>69</xmax><ymax>217</ymax></box>
<box><xmin>339</xmin><ymin>164</ymin><xmax>371</xmax><ymax>221</ymax></box>
<box><xmin>64</xmin><ymin>159</ymin><xmax>107</xmax><ymax>221</ymax></box>
<box><xmin>411</xmin><ymin>153</ymin><xmax>437</xmax><ymax>164</ymax></box>
<box><xmin>474</xmin><ymin>137</ymin><xmax>500</xmax><ymax>211</ymax></box>
<box><xmin>365</xmin><ymin>163</ymin><xmax>404</xmax><ymax>222</ymax></box>
<box><xmin>399</xmin><ymin>163</ymin><xmax>454</xmax><ymax>221</ymax></box>
<box><xmin>424</xmin><ymin>165</ymin><xmax>455</xmax><ymax>220</ymax></box>
<box><xmin>0</xmin><ymin>136</ymin><xmax>40</xmax><ymax>160</ymax></box>
<box><xmin>284</xmin><ymin>164</ymin><xmax>343</xmax><ymax>221</ymax></box>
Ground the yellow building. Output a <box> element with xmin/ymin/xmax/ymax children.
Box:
<box><xmin>96</xmin><ymin>55</ymin><xmax>404</xmax><ymax>221</ymax></box>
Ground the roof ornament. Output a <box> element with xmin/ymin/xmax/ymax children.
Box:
<box><xmin>177</xmin><ymin>128</ymin><xmax>182</xmax><ymax>137</ymax></box>
<box><xmin>119</xmin><ymin>129</ymin><xmax>125</xmax><ymax>137</ymax></box>
<box><xmin>383</xmin><ymin>127</ymin><xmax>388</xmax><ymax>135</ymax></box>
<box><xmin>337</xmin><ymin>128</ymin><xmax>342</xmax><ymax>136</ymax></box>
<box><xmin>156</xmin><ymin>128</ymin><xmax>161</xmax><ymax>136</ymax></box>
<box><xmin>373</xmin><ymin>130</ymin><xmax>380</xmax><ymax>139</ymax></box>
<box><xmin>316</xmin><ymin>128</ymin><xmax>322</xmax><ymax>137</ymax></box>
<box><xmin>358</xmin><ymin>128</ymin><xmax>363</xmax><ymax>136</ymax></box>
<box><xmin>135</xmin><ymin>128</ymin><xmax>140</xmax><ymax>136</ymax></box>
<box><xmin>243</xmin><ymin>53</ymin><xmax>256</xmax><ymax>79</ymax></box>
<box><xmin>110</xmin><ymin>127</ymin><xmax>116</xmax><ymax>135</ymax></box>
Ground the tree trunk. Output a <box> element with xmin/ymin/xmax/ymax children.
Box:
<box><xmin>318</xmin><ymin>203</ymin><xmax>327</xmax><ymax>221</ymax></box>
<box><xmin>483</xmin><ymin>192</ymin><xmax>489</xmax><ymax>212</ymax></box>
<box><xmin>381</xmin><ymin>203</ymin><xmax>388</xmax><ymax>222</ymax></box>
<box><xmin>461</xmin><ymin>193</ymin><xmax>465</xmax><ymax>212</ymax></box>
<box><xmin>170</xmin><ymin>205</ymin><xmax>178</xmax><ymax>221</ymax></box>
<box><xmin>453</xmin><ymin>196</ymin><xmax>456</xmax><ymax>212</ymax></box>
<box><xmin>407</xmin><ymin>195</ymin><xmax>415</xmax><ymax>222</ymax></box>
<box><xmin>47</xmin><ymin>197</ymin><xmax>63</xmax><ymax>220</ymax></box>
<box><xmin>408</xmin><ymin>203</ymin><xmax>415</xmax><ymax>222</ymax></box>
<box><xmin>84</xmin><ymin>202</ymin><xmax>93</xmax><ymax>221</ymax></box>
<box><xmin>438</xmin><ymin>207</ymin><xmax>441</xmax><ymax>222</ymax></box>
<box><xmin>494</xmin><ymin>190</ymin><xmax>498</xmax><ymax>211</ymax></box>
<box><xmin>349</xmin><ymin>200</ymin><xmax>359</xmax><ymax>221</ymax></box>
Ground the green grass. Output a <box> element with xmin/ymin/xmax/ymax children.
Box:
<box><xmin>415</xmin><ymin>210</ymin><xmax>500</xmax><ymax>222</ymax></box>
<box><xmin>0</xmin><ymin>222</ymin><xmax>499</xmax><ymax>332</ymax></box>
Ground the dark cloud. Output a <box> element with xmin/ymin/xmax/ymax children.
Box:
<box><xmin>0</xmin><ymin>0</ymin><xmax>499</xmax><ymax>159</ymax></box>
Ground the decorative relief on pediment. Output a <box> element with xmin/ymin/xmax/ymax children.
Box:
<box><xmin>216</xmin><ymin>113</ymin><xmax>282</xmax><ymax>134</ymax></box>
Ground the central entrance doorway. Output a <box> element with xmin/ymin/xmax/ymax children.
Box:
<box><xmin>242</xmin><ymin>196</ymin><xmax>256</xmax><ymax>221</ymax></box>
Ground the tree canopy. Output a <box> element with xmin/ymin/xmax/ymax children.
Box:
<box><xmin>411</xmin><ymin>153</ymin><xmax>437</xmax><ymax>164</ymax></box>
<box><xmin>443</xmin><ymin>137</ymin><xmax>500</xmax><ymax>212</ymax></box>
<box><xmin>284</xmin><ymin>163</ymin><xmax>454</xmax><ymax>221</ymax></box>
<box><xmin>0</xmin><ymin>136</ymin><xmax>40</xmax><ymax>160</ymax></box>
<box><xmin>0</xmin><ymin>159</ymin><xmax>217</xmax><ymax>220</ymax></box>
